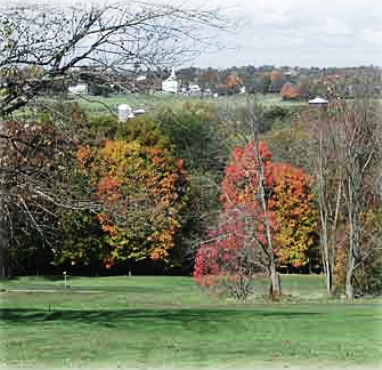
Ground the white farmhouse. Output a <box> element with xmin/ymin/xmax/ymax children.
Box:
<box><xmin>68</xmin><ymin>83</ymin><xmax>88</xmax><ymax>95</ymax></box>
<box><xmin>162</xmin><ymin>68</ymin><xmax>179</xmax><ymax>94</ymax></box>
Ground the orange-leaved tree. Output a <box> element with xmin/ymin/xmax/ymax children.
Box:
<box><xmin>271</xmin><ymin>163</ymin><xmax>318</xmax><ymax>267</ymax></box>
<box><xmin>280</xmin><ymin>83</ymin><xmax>301</xmax><ymax>100</ymax></box>
<box><xmin>76</xmin><ymin>117</ymin><xmax>190</xmax><ymax>266</ymax></box>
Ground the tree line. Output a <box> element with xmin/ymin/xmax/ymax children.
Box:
<box><xmin>0</xmin><ymin>2</ymin><xmax>381</xmax><ymax>301</ymax></box>
<box><xmin>1</xmin><ymin>98</ymin><xmax>381</xmax><ymax>300</ymax></box>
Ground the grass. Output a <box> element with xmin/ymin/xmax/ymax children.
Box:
<box><xmin>21</xmin><ymin>93</ymin><xmax>304</xmax><ymax>116</ymax></box>
<box><xmin>75</xmin><ymin>93</ymin><xmax>305</xmax><ymax>113</ymax></box>
<box><xmin>9</xmin><ymin>93</ymin><xmax>304</xmax><ymax>122</ymax></box>
<box><xmin>8</xmin><ymin>93</ymin><xmax>307</xmax><ymax>126</ymax></box>
<box><xmin>0</xmin><ymin>275</ymin><xmax>381</xmax><ymax>370</ymax></box>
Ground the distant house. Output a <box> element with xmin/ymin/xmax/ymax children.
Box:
<box><xmin>68</xmin><ymin>83</ymin><xmax>88</xmax><ymax>95</ymax></box>
<box><xmin>180</xmin><ymin>87</ymin><xmax>188</xmax><ymax>96</ymax></box>
<box><xmin>203</xmin><ymin>88</ymin><xmax>213</xmax><ymax>97</ymax></box>
<box><xmin>162</xmin><ymin>69</ymin><xmax>179</xmax><ymax>94</ymax></box>
<box><xmin>118</xmin><ymin>104</ymin><xmax>146</xmax><ymax>122</ymax></box>
<box><xmin>308</xmin><ymin>96</ymin><xmax>328</xmax><ymax>108</ymax></box>
<box><xmin>118</xmin><ymin>104</ymin><xmax>135</xmax><ymax>122</ymax></box>
<box><xmin>188</xmin><ymin>83</ymin><xmax>201</xmax><ymax>96</ymax></box>
<box><xmin>284</xmin><ymin>70</ymin><xmax>298</xmax><ymax>77</ymax></box>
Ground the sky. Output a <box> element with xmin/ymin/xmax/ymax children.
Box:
<box><xmin>11</xmin><ymin>0</ymin><xmax>382</xmax><ymax>69</ymax></box>
<box><xmin>188</xmin><ymin>0</ymin><xmax>382</xmax><ymax>68</ymax></box>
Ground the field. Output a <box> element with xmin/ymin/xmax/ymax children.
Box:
<box><xmin>76</xmin><ymin>93</ymin><xmax>305</xmax><ymax>114</ymax></box>
<box><xmin>16</xmin><ymin>93</ymin><xmax>382</xmax><ymax>122</ymax></box>
<box><xmin>15</xmin><ymin>93</ymin><xmax>303</xmax><ymax>119</ymax></box>
<box><xmin>0</xmin><ymin>275</ymin><xmax>381</xmax><ymax>370</ymax></box>
<box><xmin>10</xmin><ymin>93</ymin><xmax>305</xmax><ymax>123</ymax></box>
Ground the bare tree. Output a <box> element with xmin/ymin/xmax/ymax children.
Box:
<box><xmin>307</xmin><ymin>107</ymin><xmax>343</xmax><ymax>295</ymax></box>
<box><xmin>0</xmin><ymin>1</ymin><xmax>232</xmax><ymax>115</ymax></box>
<box><xmin>307</xmin><ymin>100</ymin><xmax>381</xmax><ymax>298</ymax></box>
<box><xmin>336</xmin><ymin>100</ymin><xmax>381</xmax><ymax>299</ymax></box>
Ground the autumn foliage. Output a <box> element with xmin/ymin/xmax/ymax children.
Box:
<box><xmin>76</xmin><ymin>119</ymin><xmax>189</xmax><ymax>265</ymax></box>
<box><xmin>194</xmin><ymin>141</ymin><xmax>318</xmax><ymax>292</ymax></box>
<box><xmin>280</xmin><ymin>83</ymin><xmax>301</xmax><ymax>100</ymax></box>
<box><xmin>217</xmin><ymin>73</ymin><xmax>244</xmax><ymax>95</ymax></box>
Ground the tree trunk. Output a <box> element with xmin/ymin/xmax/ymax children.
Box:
<box><xmin>346</xmin><ymin>213</ymin><xmax>360</xmax><ymax>300</ymax></box>
<box><xmin>0</xmin><ymin>252</ymin><xmax>6</xmax><ymax>278</ymax></box>
<box><xmin>329</xmin><ymin>175</ymin><xmax>342</xmax><ymax>293</ymax></box>
<box><xmin>319</xmin><ymin>203</ymin><xmax>333</xmax><ymax>294</ymax></box>
<box><xmin>0</xmin><ymin>220</ymin><xmax>10</xmax><ymax>279</ymax></box>
<box><xmin>345</xmin><ymin>255</ymin><xmax>355</xmax><ymax>299</ymax></box>
<box><xmin>317</xmin><ymin>130</ymin><xmax>334</xmax><ymax>296</ymax></box>
<box><xmin>309</xmin><ymin>251</ymin><xmax>312</xmax><ymax>275</ymax></box>
<box><xmin>269</xmin><ymin>263</ymin><xmax>281</xmax><ymax>299</ymax></box>
<box><xmin>250</xmin><ymin>112</ymin><xmax>282</xmax><ymax>299</ymax></box>
<box><xmin>345</xmin><ymin>173</ymin><xmax>361</xmax><ymax>300</ymax></box>
<box><xmin>126</xmin><ymin>260</ymin><xmax>132</xmax><ymax>277</ymax></box>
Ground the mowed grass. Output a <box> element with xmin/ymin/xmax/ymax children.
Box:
<box><xmin>0</xmin><ymin>275</ymin><xmax>381</xmax><ymax>370</ymax></box>
<box><xmin>76</xmin><ymin>93</ymin><xmax>305</xmax><ymax>112</ymax></box>
<box><xmin>32</xmin><ymin>93</ymin><xmax>304</xmax><ymax>115</ymax></box>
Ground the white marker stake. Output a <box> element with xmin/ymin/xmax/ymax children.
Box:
<box><xmin>63</xmin><ymin>271</ymin><xmax>67</xmax><ymax>288</ymax></box>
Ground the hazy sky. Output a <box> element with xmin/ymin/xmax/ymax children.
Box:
<box><xmin>190</xmin><ymin>0</ymin><xmax>382</xmax><ymax>68</ymax></box>
<box><xmin>16</xmin><ymin>0</ymin><xmax>382</xmax><ymax>68</ymax></box>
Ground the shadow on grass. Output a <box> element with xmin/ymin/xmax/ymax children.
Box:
<box><xmin>0</xmin><ymin>275</ymin><xmax>84</xmax><ymax>282</ymax></box>
<box><xmin>0</xmin><ymin>307</ymin><xmax>321</xmax><ymax>327</ymax></box>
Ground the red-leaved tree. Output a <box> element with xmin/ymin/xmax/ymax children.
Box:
<box><xmin>194</xmin><ymin>141</ymin><xmax>317</xmax><ymax>299</ymax></box>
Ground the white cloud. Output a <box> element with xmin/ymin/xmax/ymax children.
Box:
<box><xmin>360</xmin><ymin>29</ymin><xmax>382</xmax><ymax>45</ymax></box>
<box><xmin>324</xmin><ymin>17</ymin><xmax>353</xmax><ymax>36</ymax></box>
<box><xmin>279</xmin><ymin>36</ymin><xmax>306</xmax><ymax>47</ymax></box>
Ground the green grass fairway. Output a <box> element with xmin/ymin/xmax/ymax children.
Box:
<box><xmin>0</xmin><ymin>276</ymin><xmax>381</xmax><ymax>369</ymax></box>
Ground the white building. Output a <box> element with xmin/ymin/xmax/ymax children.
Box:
<box><xmin>162</xmin><ymin>68</ymin><xmax>179</xmax><ymax>94</ymax></box>
<box><xmin>133</xmin><ymin>108</ymin><xmax>146</xmax><ymax>116</ymax></box>
<box><xmin>68</xmin><ymin>83</ymin><xmax>88</xmax><ymax>95</ymax></box>
<box><xmin>309</xmin><ymin>97</ymin><xmax>328</xmax><ymax>107</ymax></box>
<box><xmin>189</xmin><ymin>84</ymin><xmax>201</xmax><ymax>95</ymax></box>
<box><xmin>203</xmin><ymin>88</ymin><xmax>213</xmax><ymax>97</ymax></box>
<box><xmin>118</xmin><ymin>104</ymin><xmax>135</xmax><ymax>122</ymax></box>
<box><xmin>118</xmin><ymin>105</ymin><xmax>147</xmax><ymax>122</ymax></box>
